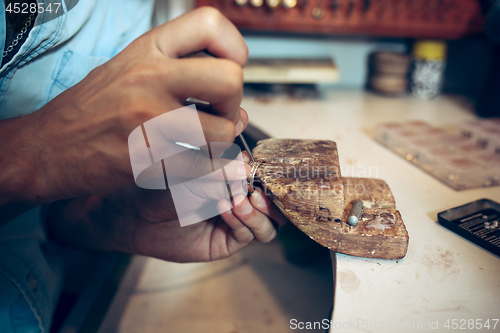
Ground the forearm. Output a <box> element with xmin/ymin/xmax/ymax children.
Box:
<box><xmin>0</xmin><ymin>114</ymin><xmax>48</xmax><ymax>226</ymax></box>
<box><xmin>1</xmin><ymin>7</ymin><xmax>249</xmax><ymax>227</ymax></box>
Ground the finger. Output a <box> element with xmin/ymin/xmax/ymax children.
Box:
<box><xmin>141</xmin><ymin>104</ymin><xmax>248</xmax><ymax>180</ymax></box>
<box><xmin>184</xmin><ymin>177</ymin><xmax>247</xmax><ymax>202</ymax></box>
<box><xmin>241</xmin><ymin>151</ymin><xmax>251</xmax><ymax>163</ymax></box>
<box><xmin>168</xmin><ymin>58</ymin><xmax>243</xmax><ymax>123</ymax></box>
<box><xmin>153</xmin><ymin>7</ymin><xmax>248</xmax><ymax>67</ymax></box>
<box><xmin>231</xmin><ymin>194</ymin><xmax>278</xmax><ymax>243</ymax></box>
<box><xmin>184</xmin><ymin>103</ymin><xmax>248</xmax><ymax>137</ymax></box>
<box><xmin>200</xmin><ymin>112</ymin><xmax>246</xmax><ymax>143</ymax></box>
<box><xmin>166</xmin><ymin>110</ymin><xmax>237</xmax><ymax>146</ymax></box>
<box><xmin>217</xmin><ymin>200</ymin><xmax>254</xmax><ymax>243</ymax></box>
<box><xmin>146</xmin><ymin>107</ymin><xmax>237</xmax><ymax>147</ymax></box>
<box><xmin>136</xmin><ymin>125</ymin><xmax>248</xmax><ymax>181</ymax></box>
<box><xmin>239</xmin><ymin>107</ymin><xmax>249</xmax><ymax>135</ymax></box>
<box><xmin>249</xmin><ymin>187</ymin><xmax>289</xmax><ymax>227</ymax></box>
<box><xmin>163</xmin><ymin>150</ymin><xmax>250</xmax><ymax>181</ymax></box>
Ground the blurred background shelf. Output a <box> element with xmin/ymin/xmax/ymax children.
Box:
<box><xmin>197</xmin><ymin>0</ymin><xmax>484</xmax><ymax>39</ymax></box>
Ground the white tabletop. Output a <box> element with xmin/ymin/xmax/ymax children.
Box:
<box><xmin>240</xmin><ymin>89</ymin><xmax>500</xmax><ymax>333</ymax></box>
<box><xmin>99</xmin><ymin>89</ymin><xmax>500</xmax><ymax>333</ymax></box>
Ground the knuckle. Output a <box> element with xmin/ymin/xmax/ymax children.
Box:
<box><xmin>232</xmin><ymin>220</ymin><xmax>248</xmax><ymax>232</ymax></box>
<box><xmin>238</xmin><ymin>45</ymin><xmax>249</xmax><ymax>68</ymax></box>
<box><xmin>251</xmin><ymin>216</ymin><xmax>276</xmax><ymax>243</ymax></box>
<box><xmin>251</xmin><ymin>214</ymin><xmax>267</xmax><ymax>232</ymax></box>
<box><xmin>121</xmin><ymin>62</ymin><xmax>153</xmax><ymax>87</ymax></box>
<box><xmin>157</xmin><ymin>60</ymin><xmax>175</xmax><ymax>79</ymax></box>
<box><xmin>205</xmin><ymin>116</ymin><xmax>236</xmax><ymax>143</ymax></box>
<box><xmin>219</xmin><ymin>61</ymin><xmax>243</xmax><ymax>96</ymax></box>
<box><xmin>115</xmin><ymin>63</ymin><xmax>168</xmax><ymax>128</ymax></box>
<box><xmin>120</xmin><ymin>56</ymin><xmax>171</xmax><ymax>89</ymax></box>
<box><xmin>243</xmin><ymin>44</ymin><xmax>249</xmax><ymax>63</ymax></box>
<box><xmin>223</xmin><ymin>122</ymin><xmax>237</xmax><ymax>141</ymax></box>
<box><xmin>196</xmin><ymin>6</ymin><xmax>225</xmax><ymax>31</ymax></box>
<box><xmin>119</xmin><ymin>97</ymin><xmax>155</xmax><ymax>128</ymax></box>
<box><xmin>232</xmin><ymin>225</ymin><xmax>254</xmax><ymax>243</ymax></box>
<box><xmin>260</xmin><ymin>227</ymin><xmax>277</xmax><ymax>243</ymax></box>
<box><xmin>242</xmin><ymin>232</ymin><xmax>255</xmax><ymax>243</ymax></box>
<box><xmin>218</xmin><ymin>120</ymin><xmax>236</xmax><ymax>142</ymax></box>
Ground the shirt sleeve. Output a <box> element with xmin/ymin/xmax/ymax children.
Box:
<box><xmin>0</xmin><ymin>272</ymin><xmax>40</xmax><ymax>333</ymax></box>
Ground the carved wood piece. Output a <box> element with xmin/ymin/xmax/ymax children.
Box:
<box><xmin>252</xmin><ymin>139</ymin><xmax>409</xmax><ymax>259</ymax></box>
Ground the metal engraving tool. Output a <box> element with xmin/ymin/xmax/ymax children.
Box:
<box><xmin>239</xmin><ymin>134</ymin><xmax>261</xmax><ymax>194</ymax></box>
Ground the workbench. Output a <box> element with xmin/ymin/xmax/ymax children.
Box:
<box><xmin>97</xmin><ymin>89</ymin><xmax>500</xmax><ymax>333</ymax></box>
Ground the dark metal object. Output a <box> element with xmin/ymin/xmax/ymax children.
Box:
<box><xmin>239</xmin><ymin>134</ymin><xmax>256</xmax><ymax>163</ymax></box>
<box><xmin>438</xmin><ymin>199</ymin><xmax>500</xmax><ymax>258</ymax></box>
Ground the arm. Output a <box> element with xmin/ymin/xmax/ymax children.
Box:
<box><xmin>0</xmin><ymin>114</ymin><xmax>46</xmax><ymax>225</ymax></box>
<box><xmin>0</xmin><ymin>7</ymin><xmax>247</xmax><ymax>226</ymax></box>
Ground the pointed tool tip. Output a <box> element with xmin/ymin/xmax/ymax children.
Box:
<box><xmin>239</xmin><ymin>134</ymin><xmax>256</xmax><ymax>163</ymax></box>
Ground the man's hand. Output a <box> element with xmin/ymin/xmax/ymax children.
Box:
<box><xmin>0</xmin><ymin>7</ymin><xmax>249</xmax><ymax>224</ymax></box>
<box><xmin>47</xmin><ymin>152</ymin><xmax>288</xmax><ymax>262</ymax></box>
<box><xmin>42</xmin><ymin>7</ymin><xmax>289</xmax><ymax>262</ymax></box>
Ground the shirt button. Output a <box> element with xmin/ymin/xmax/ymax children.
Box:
<box><xmin>27</xmin><ymin>275</ymin><xmax>37</xmax><ymax>291</ymax></box>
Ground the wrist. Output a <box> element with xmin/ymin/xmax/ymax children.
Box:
<box><xmin>46</xmin><ymin>192</ymin><xmax>136</xmax><ymax>254</ymax></box>
<box><xmin>0</xmin><ymin>117</ymin><xmax>48</xmax><ymax>223</ymax></box>
<box><xmin>0</xmin><ymin>160</ymin><xmax>36</xmax><ymax>198</ymax></box>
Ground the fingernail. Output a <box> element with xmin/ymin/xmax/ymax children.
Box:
<box><xmin>239</xmin><ymin>198</ymin><xmax>253</xmax><ymax>215</ymax></box>
<box><xmin>233</xmin><ymin>194</ymin><xmax>245</xmax><ymax>207</ymax></box>
<box><xmin>218</xmin><ymin>200</ymin><xmax>232</xmax><ymax>215</ymax></box>
<box><xmin>242</xmin><ymin>152</ymin><xmax>251</xmax><ymax>163</ymax></box>
<box><xmin>251</xmin><ymin>188</ymin><xmax>266</xmax><ymax>208</ymax></box>
<box><xmin>235</xmin><ymin>120</ymin><xmax>244</xmax><ymax>136</ymax></box>
<box><xmin>238</xmin><ymin>163</ymin><xmax>251</xmax><ymax>178</ymax></box>
<box><xmin>229</xmin><ymin>180</ymin><xmax>245</xmax><ymax>196</ymax></box>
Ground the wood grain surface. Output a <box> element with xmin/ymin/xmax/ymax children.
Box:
<box><xmin>252</xmin><ymin>138</ymin><xmax>409</xmax><ymax>259</ymax></box>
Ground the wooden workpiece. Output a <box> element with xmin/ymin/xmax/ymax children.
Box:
<box><xmin>252</xmin><ymin>138</ymin><xmax>409</xmax><ymax>259</ymax></box>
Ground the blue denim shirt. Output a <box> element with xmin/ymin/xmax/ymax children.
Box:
<box><xmin>0</xmin><ymin>1</ymin><xmax>153</xmax><ymax>332</ymax></box>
